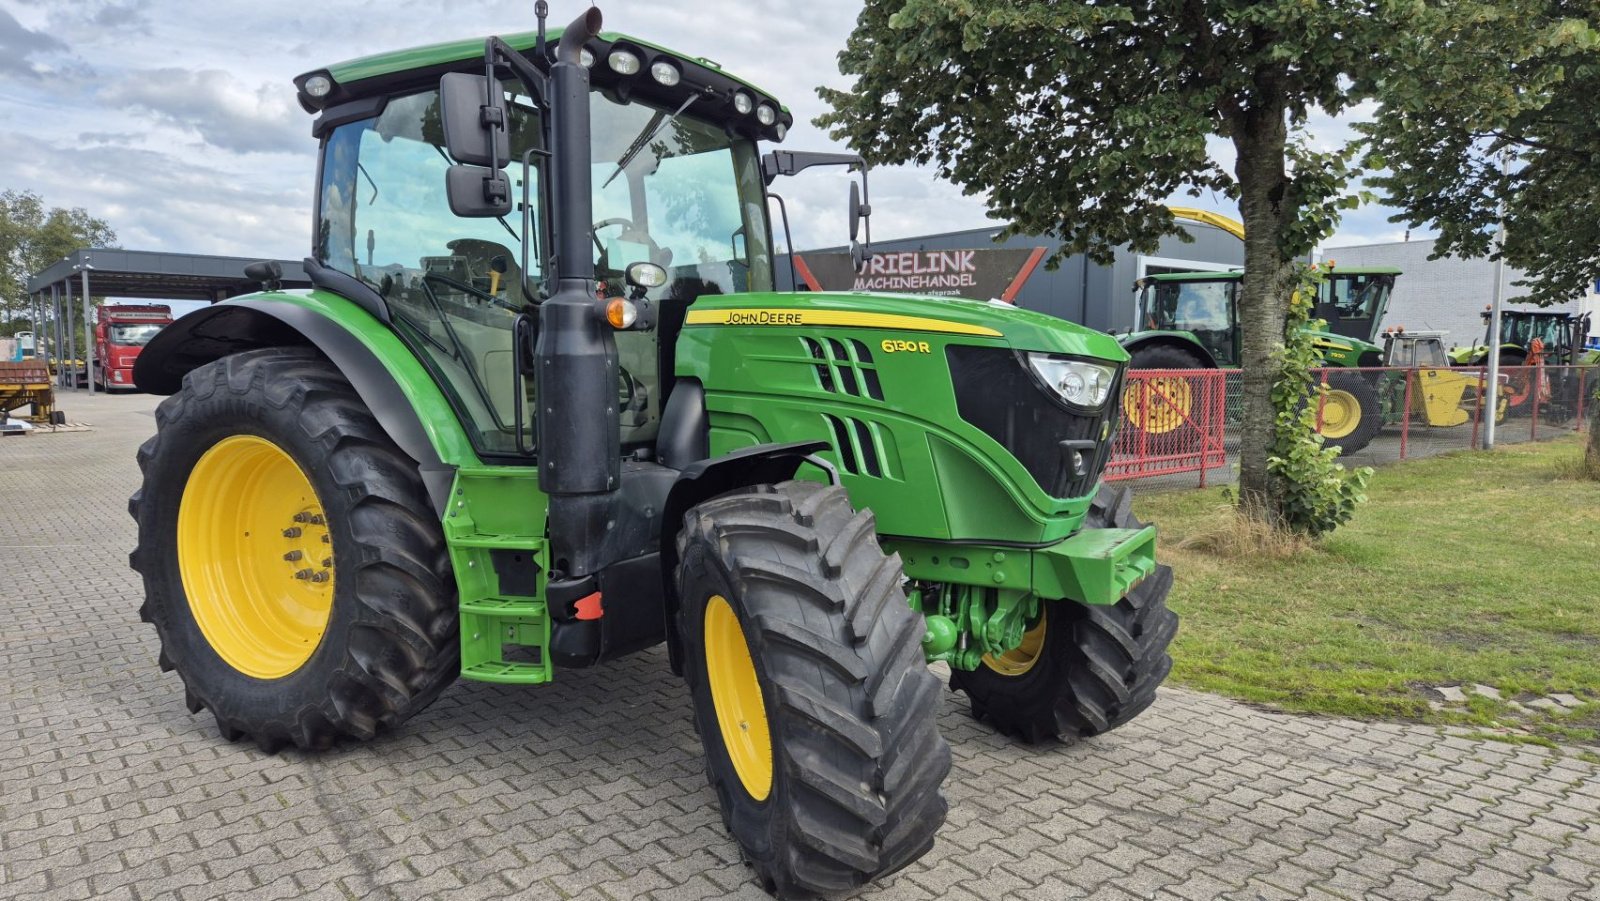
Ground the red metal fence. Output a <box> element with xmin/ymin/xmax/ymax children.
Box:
<box><xmin>1106</xmin><ymin>368</ymin><xmax>1229</xmax><ymax>486</ymax></box>
<box><xmin>1108</xmin><ymin>364</ymin><xmax>1595</xmax><ymax>491</ymax></box>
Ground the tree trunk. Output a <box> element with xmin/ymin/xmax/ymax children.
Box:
<box><xmin>1230</xmin><ymin>100</ymin><xmax>1296</xmax><ymax>519</ymax></box>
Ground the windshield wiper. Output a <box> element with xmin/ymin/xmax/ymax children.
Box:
<box><xmin>602</xmin><ymin>93</ymin><xmax>699</xmax><ymax>190</ymax></box>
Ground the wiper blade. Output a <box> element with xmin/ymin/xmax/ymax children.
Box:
<box><xmin>602</xmin><ymin>93</ymin><xmax>699</xmax><ymax>189</ymax></box>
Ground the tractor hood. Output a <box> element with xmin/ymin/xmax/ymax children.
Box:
<box><xmin>684</xmin><ymin>291</ymin><xmax>1129</xmax><ymax>362</ymax></box>
<box><xmin>1307</xmin><ymin>328</ymin><xmax>1381</xmax><ymax>366</ymax></box>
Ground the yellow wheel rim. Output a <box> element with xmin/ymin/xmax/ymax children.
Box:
<box><xmin>177</xmin><ymin>435</ymin><xmax>335</xmax><ymax>679</ymax></box>
<box><xmin>1123</xmin><ymin>377</ymin><xmax>1193</xmax><ymax>435</ymax></box>
<box><xmin>1318</xmin><ymin>389</ymin><xmax>1360</xmax><ymax>440</ymax></box>
<box><xmin>704</xmin><ymin>594</ymin><xmax>773</xmax><ymax>801</ymax></box>
<box><xmin>982</xmin><ymin>608</ymin><xmax>1047</xmax><ymax>676</ymax></box>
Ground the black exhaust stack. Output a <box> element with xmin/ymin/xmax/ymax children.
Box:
<box><xmin>537</xmin><ymin>7</ymin><xmax>618</xmax><ymax>578</ymax></box>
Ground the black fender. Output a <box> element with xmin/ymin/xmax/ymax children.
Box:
<box><xmin>1121</xmin><ymin>334</ymin><xmax>1221</xmax><ymax>369</ymax></box>
<box><xmin>132</xmin><ymin>299</ymin><xmax>456</xmax><ymax>515</ymax></box>
<box><xmin>658</xmin><ymin>439</ymin><xmax>831</xmax><ymax>674</ymax></box>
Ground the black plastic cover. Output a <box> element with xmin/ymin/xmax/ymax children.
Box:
<box><xmin>946</xmin><ymin>345</ymin><xmax>1120</xmax><ymax>500</ymax></box>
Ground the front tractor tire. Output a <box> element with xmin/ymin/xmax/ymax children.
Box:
<box><xmin>129</xmin><ymin>348</ymin><xmax>458</xmax><ymax>752</ymax></box>
<box><xmin>951</xmin><ymin>485</ymin><xmax>1178</xmax><ymax>744</ymax></box>
<box><xmin>676</xmin><ymin>481</ymin><xmax>951</xmax><ymax>898</ymax></box>
<box><xmin>1315</xmin><ymin>372</ymin><xmax>1383</xmax><ymax>455</ymax></box>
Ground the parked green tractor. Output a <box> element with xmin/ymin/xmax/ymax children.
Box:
<box><xmin>1120</xmin><ymin>267</ymin><xmax>1400</xmax><ymax>453</ymax></box>
<box><xmin>127</xmin><ymin>7</ymin><xmax>1176</xmax><ymax>897</ymax></box>
<box><xmin>1449</xmin><ymin>309</ymin><xmax>1595</xmax><ymax>418</ymax></box>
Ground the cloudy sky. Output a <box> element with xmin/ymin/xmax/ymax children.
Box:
<box><xmin>1</xmin><ymin>0</ymin><xmax>1413</xmax><ymax>276</ymax></box>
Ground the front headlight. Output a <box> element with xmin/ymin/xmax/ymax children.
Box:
<box><xmin>1025</xmin><ymin>353</ymin><xmax>1117</xmax><ymax>408</ymax></box>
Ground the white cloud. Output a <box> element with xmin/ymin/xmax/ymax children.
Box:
<box><xmin>0</xmin><ymin>0</ymin><xmax>1406</xmax><ymax>278</ymax></box>
<box><xmin>0</xmin><ymin>6</ymin><xmax>67</xmax><ymax>77</ymax></box>
<box><xmin>100</xmin><ymin>68</ymin><xmax>302</xmax><ymax>154</ymax></box>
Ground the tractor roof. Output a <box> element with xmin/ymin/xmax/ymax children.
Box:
<box><xmin>1140</xmin><ymin>265</ymin><xmax>1402</xmax><ymax>283</ymax></box>
<box><xmin>302</xmin><ymin>26</ymin><xmax>786</xmax><ymax>116</ymax></box>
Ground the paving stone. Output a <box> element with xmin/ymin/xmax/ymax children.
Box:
<box><xmin>3</xmin><ymin>390</ymin><xmax>1598</xmax><ymax>901</ymax></box>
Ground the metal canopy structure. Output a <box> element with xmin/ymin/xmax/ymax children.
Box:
<box><xmin>21</xmin><ymin>248</ymin><xmax>310</xmax><ymax>392</ymax></box>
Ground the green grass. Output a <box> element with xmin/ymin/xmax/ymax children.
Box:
<box><xmin>1132</xmin><ymin>436</ymin><xmax>1600</xmax><ymax>745</ymax></box>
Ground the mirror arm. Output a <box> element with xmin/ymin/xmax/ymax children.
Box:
<box><xmin>486</xmin><ymin>37</ymin><xmax>549</xmax><ymax>110</ymax></box>
<box><xmin>859</xmin><ymin>163</ymin><xmax>872</xmax><ymax>260</ymax></box>
<box><xmin>760</xmin><ymin>150</ymin><xmax>866</xmax><ymax>185</ymax></box>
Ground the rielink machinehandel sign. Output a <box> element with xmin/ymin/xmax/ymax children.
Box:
<box><xmin>794</xmin><ymin>247</ymin><xmax>1047</xmax><ymax>302</ymax></box>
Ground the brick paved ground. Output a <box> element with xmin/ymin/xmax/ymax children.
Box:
<box><xmin>4</xmin><ymin>390</ymin><xmax>1598</xmax><ymax>901</ymax></box>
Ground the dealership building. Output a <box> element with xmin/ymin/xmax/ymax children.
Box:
<box><xmin>780</xmin><ymin>219</ymin><xmax>1244</xmax><ymax>334</ymax></box>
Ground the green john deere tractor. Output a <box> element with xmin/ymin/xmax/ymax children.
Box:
<box><xmin>1119</xmin><ymin>266</ymin><xmax>1400</xmax><ymax>454</ymax></box>
<box><xmin>127</xmin><ymin>6</ymin><xmax>1176</xmax><ymax>897</ymax></box>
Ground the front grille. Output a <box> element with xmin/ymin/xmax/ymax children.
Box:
<box><xmin>946</xmin><ymin>345</ymin><xmax>1120</xmax><ymax>499</ymax></box>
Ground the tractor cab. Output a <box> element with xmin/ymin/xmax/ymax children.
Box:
<box><xmin>1494</xmin><ymin>310</ymin><xmax>1590</xmax><ymax>364</ymax></box>
<box><xmin>1450</xmin><ymin>308</ymin><xmax>1595</xmax><ymax>369</ymax></box>
<box><xmin>1312</xmin><ymin>267</ymin><xmax>1398</xmax><ymax>343</ymax></box>
<box><xmin>1131</xmin><ymin>272</ymin><xmax>1239</xmax><ymax>366</ymax></box>
<box><xmin>1381</xmin><ymin>328</ymin><xmax>1451</xmax><ymax>368</ymax></box>
<box><xmin>307</xmin><ymin>34</ymin><xmax>786</xmax><ymax>458</ymax></box>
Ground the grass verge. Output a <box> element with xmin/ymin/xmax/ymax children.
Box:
<box><xmin>1133</xmin><ymin>435</ymin><xmax>1600</xmax><ymax>745</ymax></box>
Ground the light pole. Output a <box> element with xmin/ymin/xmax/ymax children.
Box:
<box><xmin>1483</xmin><ymin>151</ymin><xmax>1510</xmax><ymax>450</ymax></box>
<box><xmin>73</xmin><ymin>258</ymin><xmax>96</xmax><ymax>395</ymax></box>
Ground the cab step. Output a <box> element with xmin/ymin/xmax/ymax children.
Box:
<box><xmin>459</xmin><ymin>596</ymin><xmax>550</xmax><ymax>685</ymax></box>
<box><xmin>445</xmin><ymin>468</ymin><xmax>553</xmax><ymax>686</ymax></box>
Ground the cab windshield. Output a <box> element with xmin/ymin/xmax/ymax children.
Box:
<box><xmin>317</xmin><ymin>85</ymin><xmax>773</xmax><ymax>458</ymax></box>
<box><xmin>1136</xmin><ymin>280</ymin><xmax>1234</xmax><ymax>333</ymax></box>
<box><xmin>1501</xmin><ymin>314</ymin><xmax>1567</xmax><ymax>350</ymax></box>
<box><xmin>107</xmin><ymin>323</ymin><xmax>165</xmax><ymax>347</ymax></box>
<box><xmin>1321</xmin><ymin>274</ymin><xmax>1393</xmax><ymax>321</ymax></box>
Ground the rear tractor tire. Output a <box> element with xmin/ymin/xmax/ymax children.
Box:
<box><xmin>129</xmin><ymin>348</ymin><xmax>458</xmax><ymax>752</ymax></box>
<box><xmin>1122</xmin><ymin>344</ymin><xmax>1209</xmax><ymax>452</ymax></box>
<box><xmin>676</xmin><ymin>480</ymin><xmax>951</xmax><ymax>899</ymax></box>
<box><xmin>950</xmin><ymin>485</ymin><xmax>1178</xmax><ymax>743</ymax></box>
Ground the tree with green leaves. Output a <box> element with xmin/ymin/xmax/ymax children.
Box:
<box><xmin>1362</xmin><ymin>4</ymin><xmax>1600</xmax><ymax>306</ymax></box>
<box><xmin>1361</xmin><ymin>4</ymin><xmax>1600</xmax><ymax>477</ymax></box>
<box><xmin>816</xmin><ymin>0</ymin><xmax>1412</xmax><ymax>526</ymax></box>
<box><xmin>1</xmin><ymin>189</ymin><xmax>119</xmax><ymax>334</ymax></box>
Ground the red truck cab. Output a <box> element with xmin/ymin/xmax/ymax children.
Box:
<box><xmin>96</xmin><ymin>304</ymin><xmax>172</xmax><ymax>391</ymax></box>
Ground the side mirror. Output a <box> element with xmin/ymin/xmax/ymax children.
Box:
<box><xmin>848</xmin><ymin>182</ymin><xmax>862</xmax><ymax>241</ymax></box>
<box><xmin>440</xmin><ymin>72</ymin><xmax>513</xmax><ymax>219</ymax></box>
<box><xmin>439</xmin><ymin>72</ymin><xmax>509</xmax><ymax>168</ymax></box>
<box><xmin>847</xmin><ymin>179</ymin><xmax>871</xmax><ymax>273</ymax></box>
<box><xmin>445</xmin><ymin>165</ymin><xmax>512</xmax><ymax>218</ymax></box>
<box><xmin>243</xmin><ymin>260</ymin><xmax>283</xmax><ymax>291</ymax></box>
